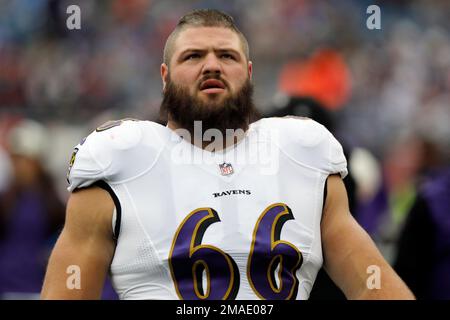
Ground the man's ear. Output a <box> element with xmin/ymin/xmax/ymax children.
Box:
<box><xmin>161</xmin><ymin>63</ymin><xmax>169</xmax><ymax>92</ymax></box>
<box><xmin>248</xmin><ymin>61</ymin><xmax>253</xmax><ymax>80</ymax></box>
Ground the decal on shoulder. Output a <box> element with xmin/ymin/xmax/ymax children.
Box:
<box><xmin>96</xmin><ymin>118</ymin><xmax>139</xmax><ymax>132</ymax></box>
<box><xmin>282</xmin><ymin>115</ymin><xmax>311</xmax><ymax>120</ymax></box>
<box><xmin>66</xmin><ymin>147</ymin><xmax>79</xmax><ymax>184</ymax></box>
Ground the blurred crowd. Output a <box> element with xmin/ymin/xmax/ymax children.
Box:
<box><xmin>0</xmin><ymin>0</ymin><xmax>449</xmax><ymax>299</ymax></box>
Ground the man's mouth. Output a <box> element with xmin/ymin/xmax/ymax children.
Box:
<box><xmin>200</xmin><ymin>79</ymin><xmax>226</xmax><ymax>94</ymax></box>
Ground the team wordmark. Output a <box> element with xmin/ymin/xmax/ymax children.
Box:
<box><xmin>213</xmin><ymin>189</ymin><xmax>251</xmax><ymax>198</ymax></box>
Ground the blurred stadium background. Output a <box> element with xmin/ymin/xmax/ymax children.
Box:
<box><xmin>0</xmin><ymin>0</ymin><xmax>449</xmax><ymax>299</ymax></box>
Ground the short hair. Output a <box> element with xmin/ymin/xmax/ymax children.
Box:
<box><xmin>163</xmin><ymin>9</ymin><xmax>250</xmax><ymax>66</ymax></box>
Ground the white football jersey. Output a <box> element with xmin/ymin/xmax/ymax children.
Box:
<box><xmin>67</xmin><ymin>117</ymin><xmax>347</xmax><ymax>300</ymax></box>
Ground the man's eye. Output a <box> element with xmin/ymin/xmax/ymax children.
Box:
<box><xmin>221</xmin><ymin>54</ymin><xmax>235</xmax><ymax>60</ymax></box>
<box><xmin>185</xmin><ymin>54</ymin><xmax>200</xmax><ymax>60</ymax></box>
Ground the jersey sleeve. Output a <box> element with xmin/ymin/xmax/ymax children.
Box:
<box><xmin>66</xmin><ymin>136</ymin><xmax>103</xmax><ymax>192</ymax></box>
<box><xmin>327</xmin><ymin>129</ymin><xmax>348</xmax><ymax>178</ymax></box>
<box><xmin>67</xmin><ymin>119</ymin><xmax>148</xmax><ymax>192</ymax></box>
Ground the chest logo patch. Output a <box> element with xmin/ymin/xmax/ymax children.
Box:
<box><xmin>219</xmin><ymin>162</ymin><xmax>234</xmax><ymax>176</ymax></box>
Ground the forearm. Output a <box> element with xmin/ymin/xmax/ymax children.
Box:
<box><xmin>324</xmin><ymin>227</ymin><xmax>414</xmax><ymax>300</ymax></box>
<box><xmin>41</xmin><ymin>231</ymin><xmax>111</xmax><ymax>299</ymax></box>
<box><xmin>343</xmin><ymin>256</ymin><xmax>415</xmax><ymax>300</ymax></box>
<box><xmin>320</xmin><ymin>175</ymin><xmax>415</xmax><ymax>300</ymax></box>
<box><xmin>41</xmin><ymin>187</ymin><xmax>116</xmax><ymax>299</ymax></box>
<box><xmin>322</xmin><ymin>204</ymin><xmax>414</xmax><ymax>298</ymax></box>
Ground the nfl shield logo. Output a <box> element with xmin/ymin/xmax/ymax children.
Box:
<box><xmin>219</xmin><ymin>162</ymin><xmax>234</xmax><ymax>176</ymax></box>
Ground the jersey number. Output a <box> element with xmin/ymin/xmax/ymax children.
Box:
<box><xmin>168</xmin><ymin>203</ymin><xmax>303</xmax><ymax>300</ymax></box>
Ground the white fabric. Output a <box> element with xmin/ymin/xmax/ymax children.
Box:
<box><xmin>67</xmin><ymin>117</ymin><xmax>348</xmax><ymax>300</ymax></box>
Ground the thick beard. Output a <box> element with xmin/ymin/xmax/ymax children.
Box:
<box><xmin>160</xmin><ymin>76</ymin><xmax>258</xmax><ymax>137</ymax></box>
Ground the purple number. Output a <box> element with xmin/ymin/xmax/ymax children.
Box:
<box><xmin>247</xmin><ymin>203</ymin><xmax>303</xmax><ymax>300</ymax></box>
<box><xmin>168</xmin><ymin>208</ymin><xmax>239</xmax><ymax>300</ymax></box>
<box><xmin>169</xmin><ymin>204</ymin><xmax>303</xmax><ymax>300</ymax></box>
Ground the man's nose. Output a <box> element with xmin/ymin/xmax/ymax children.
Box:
<box><xmin>201</xmin><ymin>53</ymin><xmax>222</xmax><ymax>75</ymax></box>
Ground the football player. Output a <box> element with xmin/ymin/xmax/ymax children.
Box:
<box><xmin>41</xmin><ymin>9</ymin><xmax>413</xmax><ymax>300</ymax></box>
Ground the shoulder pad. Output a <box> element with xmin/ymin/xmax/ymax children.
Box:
<box><xmin>257</xmin><ymin>117</ymin><xmax>347</xmax><ymax>177</ymax></box>
<box><xmin>67</xmin><ymin>119</ymin><xmax>166</xmax><ymax>191</ymax></box>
